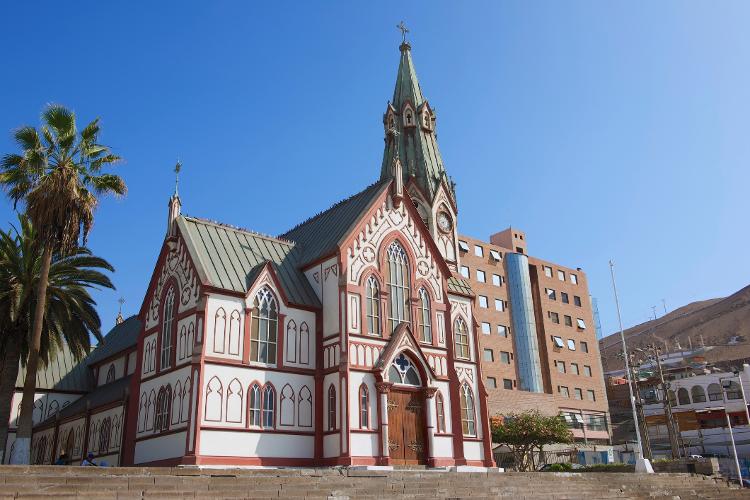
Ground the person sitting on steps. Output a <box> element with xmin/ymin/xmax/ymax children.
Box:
<box><xmin>80</xmin><ymin>452</ymin><xmax>97</xmax><ymax>466</ymax></box>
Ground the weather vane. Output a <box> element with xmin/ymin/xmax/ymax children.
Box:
<box><xmin>174</xmin><ymin>159</ymin><xmax>182</xmax><ymax>195</ymax></box>
<box><xmin>397</xmin><ymin>21</ymin><xmax>409</xmax><ymax>43</ymax></box>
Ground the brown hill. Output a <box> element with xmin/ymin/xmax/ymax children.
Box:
<box><xmin>599</xmin><ymin>284</ymin><xmax>750</xmax><ymax>372</ymax></box>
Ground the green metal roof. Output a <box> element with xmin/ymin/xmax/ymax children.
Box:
<box><xmin>36</xmin><ymin>375</ymin><xmax>132</xmax><ymax>428</ymax></box>
<box><xmin>280</xmin><ymin>180</ymin><xmax>390</xmax><ymax>265</ymax></box>
<box><xmin>15</xmin><ymin>343</ymin><xmax>93</xmax><ymax>393</ymax></box>
<box><xmin>447</xmin><ymin>276</ymin><xmax>474</xmax><ymax>297</ymax></box>
<box><xmin>85</xmin><ymin>316</ymin><xmax>140</xmax><ymax>367</ymax></box>
<box><xmin>380</xmin><ymin>42</ymin><xmax>454</xmax><ymax>205</ymax></box>
<box><xmin>179</xmin><ymin>216</ymin><xmax>321</xmax><ymax>308</ymax></box>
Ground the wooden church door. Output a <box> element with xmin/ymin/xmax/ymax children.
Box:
<box><xmin>387</xmin><ymin>389</ymin><xmax>427</xmax><ymax>464</ymax></box>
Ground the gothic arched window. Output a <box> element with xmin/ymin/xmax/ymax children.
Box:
<box><xmin>454</xmin><ymin>318</ymin><xmax>470</xmax><ymax>359</ymax></box>
<box><xmin>160</xmin><ymin>286</ymin><xmax>176</xmax><ymax>370</ymax></box>
<box><xmin>98</xmin><ymin>417</ymin><xmax>111</xmax><ymax>453</ymax></box>
<box><xmin>417</xmin><ymin>288</ymin><xmax>432</xmax><ymax>344</ymax></box>
<box><xmin>388</xmin><ymin>353</ymin><xmax>421</xmax><ymax>386</ymax></box>
<box><xmin>262</xmin><ymin>385</ymin><xmax>276</xmax><ymax>428</ymax></box>
<box><xmin>251</xmin><ymin>287</ymin><xmax>278</xmax><ymax>364</ymax></box>
<box><xmin>248</xmin><ymin>383</ymin><xmax>261</xmax><ymax>427</ymax></box>
<box><xmin>460</xmin><ymin>383</ymin><xmax>476</xmax><ymax>436</ymax></box>
<box><xmin>155</xmin><ymin>385</ymin><xmax>172</xmax><ymax>432</ymax></box>
<box><xmin>365</xmin><ymin>276</ymin><xmax>381</xmax><ymax>336</ymax></box>
<box><xmin>386</xmin><ymin>241</ymin><xmax>411</xmax><ymax>333</ymax></box>
<box><xmin>677</xmin><ymin>387</ymin><xmax>691</xmax><ymax>406</ymax></box>
<box><xmin>327</xmin><ymin>385</ymin><xmax>337</xmax><ymax>431</ymax></box>
<box><xmin>359</xmin><ymin>383</ymin><xmax>369</xmax><ymax>429</ymax></box>
<box><xmin>105</xmin><ymin>364</ymin><xmax>115</xmax><ymax>384</ymax></box>
<box><xmin>436</xmin><ymin>392</ymin><xmax>446</xmax><ymax>433</ymax></box>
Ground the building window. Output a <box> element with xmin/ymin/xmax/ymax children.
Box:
<box><xmin>458</xmin><ymin>240</ymin><xmax>470</xmax><ymax>252</ymax></box>
<box><xmin>583</xmin><ymin>365</ymin><xmax>592</xmax><ymax>377</ymax></box>
<box><xmin>474</xmin><ymin>245</ymin><xmax>483</xmax><ymax>257</ymax></box>
<box><xmin>359</xmin><ymin>384</ymin><xmax>369</xmax><ymax>429</ymax></box>
<box><xmin>486</xmin><ymin>377</ymin><xmax>497</xmax><ymax>389</ymax></box>
<box><xmin>387</xmin><ymin>241</ymin><xmax>411</xmax><ymax>333</ymax></box>
<box><xmin>497</xmin><ymin>324</ymin><xmax>508</xmax><ymax>337</ymax></box>
<box><xmin>454</xmin><ymin>318</ymin><xmax>470</xmax><ymax>359</ymax></box>
<box><xmin>460</xmin><ymin>265</ymin><xmax>470</xmax><ymax>278</ymax></box>
<box><xmin>564</xmin><ymin>315</ymin><xmax>572</xmax><ymax>327</ymax></box>
<box><xmin>574</xmin><ymin>295</ymin><xmax>582</xmax><ymax>307</ymax></box>
<box><xmin>707</xmin><ymin>383</ymin><xmax>722</xmax><ymax>401</ymax></box>
<box><xmin>476</xmin><ymin>269</ymin><xmax>486</xmax><ymax>283</ymax></box>
<box><xmin>262</xmin><ymin>385</ymin><xmax>276</xmax><ymax>428</ymax></box>
<box><xmin>574</xmin><ymin>388</ymin><xmax>583</xmax><ymax>400</ymax></box>
<box><xmin>549</xmin><ymin>311</ymin><xmax>559</xmax><ymax>324</ymax></box>
<box><xmin>492</xmin><ymin>274</ymin><xmax>502</xmax><ymax>286</ymax></box>
<box><xmin>481</xmin><ymin>322</ymin><xmax>491</xmax><ymax>334</ymax></box>
<box><xmin>581</xmin><ymin>341</ymin><xmax>589</xmax><ymax>353</ymax></box>
<box><xmin>479</xmin><ymin>296</ymin><xmax>488</xmax><ymax>308</ymax></box>
<box><xmin>389</xmin><ymin>354</ymin><xmax>421</xmax><ymax>385</ymax></box>
<box><xmin>677</xmin><ymin>388</ymin><xmax>691</xmax><ymax>405</ymax></box>
<box><xmin>561</xmin><ymin>292</ymin><xmax>569</xmax><ymax>304</ymax></box>
<box><xmin>559</xmin><ymin>386</ymin><xmax>569</xmax><ymax>398</ymax></box>
<box><xmin>490</xmin><ymin>250</ymin><xmax>502</xmax><ymax>261</ymax></box>
<box><xmin>98</xmin><ymin>417</ymin><xmax>111</xmax><ymax>453</ymax></box>
<box><xmin>587</xmin><ymin>390</ymin><xmax>596</xmax><ymax>402</ymax></box>
<box><xmin>576</xmin><ymin>318</ymin><xmax>587</xmax><ymax>329</ymax></box>
<box><xmin>366</xmin><ymin>276</ymin><xmax>381</xmax><ymax>336</ymax></box>
<box><xmin>503</xmin><ymin>379</ymin><xmax>513</xmax><ymax>390</ymax></box>
<box><xmin>500</xmin><ymin>351</ymin><xmax>511</xmax><ymax>364</ymax></box>
<box><xmin>691</xmin><ymin>385</ymin><xmax>706</xmax><ymax>403</ymax></box>
<box><xmin>417</xmin><ymin>288</ymin><xmax>432</xmax><ymax>343</ymax></box>
<box><xmin>460</xmin><ymin>383</ymin><xmax>476</xmax><ymax>436</ymax></box>
<box><xmin>105</xmin><ymin>364</ymin><xmax>116</xmax><ymax>384</ymax></box>
<box><xmin>483</xmin><ymin>349</ymin><xmax>494</xmax><ymax>362</ymax></box>
<box><xmin>251</xmin><ymin>287</ymin><xmax>278</xmax><ymax>364</ymax></box>
<box><xmin>570</xmin><ymin>274</ymin><xmax>578</xmax><ymax>285</ymax></box>
<box><xmin>543</xmin><ymin>266</ymin><xmax>552</xmax><ymax>278</ymax></box>
<box><xmin>546</xmin><ymin>288</ymin><xmax>556</xmax><ymax>300</ymax></box>
<box><xmin>154</xmin><ymin>386</ymin><xmax>172</xmax><ymax>432</ymax></box>
<box><xmin>248</xmin><ymin>384</ymin><xmax>261</xmax><ymax>426</ymax></box>
<box><xmin>436</xmin><ymin>392</ymin><xmax>446</xmax><ymax>433</ymax></box>
<box><xmin>558</xmin><ymin>270</ymin><xmax>565</xmax><ymax>281</ymax></box>
<box><xmin>495</xmin><ymin>298</ymin><xmax>505</xmax><ymax>311</ymax></box>
<box><xmin>567</xmin><ymin>339</ymin><xmax>576</xmax><ymax>351</ymax></box>
<box><xmin>553</xmin><ymin>336</ymin><xmax>564</xmax><ymax>349</ymax></box>
<box><xmin>327</xmin><ymin>385</ymin><xmax>336</xmax><ymax>431</ymax></box>
<box><xmin>160</xmin><ymin>286</ymin><xmax>175</xmax><ymax>370</ymax></box>
<box><xmin>557</xmin><ymin>360</ymin><xmax>566</xmax><ymax>374</ymax></box>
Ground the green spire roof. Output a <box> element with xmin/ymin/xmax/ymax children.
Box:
<box><xmin>380</xmin><ymin>42</ymin><xmax>454</xmax><ymax>205</ymax></box>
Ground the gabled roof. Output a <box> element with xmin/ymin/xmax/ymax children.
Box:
<box><xmin>15</xmin><ymin>343</ymin><xmax>93</xmax><ymax>393</ymax></box>
<box><xmin>280</xmin><ymin>179</ymin><xmax>390</xmax><ymax>266</ymax></box>
<box><xmin>179</xmin><ymin>216</ymin><xmax>320</xmax><ymax>308</ymax></box>
<box><xmin>85</xmin><ymin>316</ymin><xmax>140</xmax><ymax>367</ymax></box>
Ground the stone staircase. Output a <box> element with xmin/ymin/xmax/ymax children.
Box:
<box><xmin>0</xmin><ymin>466</ymin><xmax>744</xmax><ymax>499</ymax></box>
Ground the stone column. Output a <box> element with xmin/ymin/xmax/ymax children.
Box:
<box><xmin>376</xmin><ymin>382</ymin><xmax>392</xmax><ymax>463</ymax></box>
<box><xmin>424</xmin><ymin>387</ymin><xmax>438</xmax><ymax>464</ymax></box>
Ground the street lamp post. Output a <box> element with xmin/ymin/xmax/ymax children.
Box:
<box><xmin>609</xmin><ymin>260</ymin><xmax>653</xmax><ymax>473</ymax></box>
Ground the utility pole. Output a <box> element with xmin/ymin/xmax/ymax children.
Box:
<box><xmin>648</xmin><ymin>344</ymin><xmax>680</xmax><ymax>459</ymax></box>
<box><xmin>651</xmin><ymin>306</ymin><xmax>658</xmax><ymax>320</ymax></box>
<box><xmin>661</xmin><ymin>299</ymin><xmax>667</xmax><ymax>315</ymax></box>
<box><xmin>630</xmin><ymin>357</ymin><xmax>653</xmax><ymax>459</ymax></box>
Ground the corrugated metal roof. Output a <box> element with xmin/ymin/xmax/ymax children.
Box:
<box><xmin>179</xmin><ymin>216</ymin><xmax>321</xmax><ymax>308</ymax></box>
<box><xmin>15</xmin><ymin>344</ymin><xmax>93</xmax><ymax>393</ymax></box>
<box><xmin>448</xmin><ymin>276</ymin><xmax>474</xmax><ymax>297</ymax></box>
<box><xmin>280</xmin><ymin>180</ymin><xmax>390</xmax><ymax>265</ymax></box>
<box><xmin>85</xmin><ymin>316</ymin><xmax>140</xmax><ymax>367</ymax></box>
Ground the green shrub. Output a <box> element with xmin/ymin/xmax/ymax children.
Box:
<box><xmin>579</xmin><ymin>463</ymin><xmax>634</xmax><ymax>473</ymax></box>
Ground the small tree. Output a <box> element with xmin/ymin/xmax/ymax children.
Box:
<box><xmin>491</xmin><ymin>410</ymin><xmax>573</xmax><ymax>471</ymax></box>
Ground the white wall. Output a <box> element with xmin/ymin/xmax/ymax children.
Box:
<box><xmin>135</xmin><ymin>366</ymin><xmax>191</xmax><ymax>438</ymax></box>
<box><xmin>134</xmin><ymin>430</ymin><xmax>187</xmax><ymax>464</ymax></box>
<box><xmin>96</xmin><ymin>355</ymin><xmax>126</xmax><ymax>386</ymax></box>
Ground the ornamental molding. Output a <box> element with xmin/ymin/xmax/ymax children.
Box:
<box><xmin>146</xmin><ymin>236</ymin><xmax>200</xmax><ymax>330</ymax></box>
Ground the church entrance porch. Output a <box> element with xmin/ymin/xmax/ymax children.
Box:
<box><xmin>387</xmin><ymin>388</ymin><xmax>427</xmax><ymax>465</ymax></box>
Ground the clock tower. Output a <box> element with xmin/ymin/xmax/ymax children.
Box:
<box><xmin>380</xmin><ymin>38</ymin><xmax>459</xmax><ymax>269</ymax></box>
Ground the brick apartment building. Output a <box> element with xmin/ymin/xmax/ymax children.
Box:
<box><xmin>458</xmin><ymin>228</ymin><xmax>610</xmax><ymax>444</ymax></box>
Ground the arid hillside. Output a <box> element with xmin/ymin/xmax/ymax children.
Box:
<box><xmin>599</xmin><ymin>284</ymin><xmax>750</xmax><ymax>372</ymax></box>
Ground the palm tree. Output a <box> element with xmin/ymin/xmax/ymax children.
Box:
<box><xmin>0</xmin><ymin>105</ymin><xmax>125</xmax><ymax>463</ymax></box>
<box><xmin>0</xmin><ymin>215</ymin><xmax>115</xmax><ymax>463</ymax></box>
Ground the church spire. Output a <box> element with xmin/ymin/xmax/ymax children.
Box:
<box><xmin>167</xmin><ymin>161</ymin><xmax>182</xmax><ymax>237</ymax></box>
<box><xmin>380</xmin><ymin>29</ymin><xmax>454</xmax><ymax>207</ymax></box>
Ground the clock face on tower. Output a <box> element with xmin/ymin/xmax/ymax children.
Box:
<box><xmin>437</xmin><ymin>211</ymin><xmax>452</xmax><ymax>233</ymax></box>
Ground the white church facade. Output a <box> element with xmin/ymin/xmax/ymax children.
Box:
<box><xmin>16</xmin><ymin>39</ymin><xmax>494</xmax><ymax>468</ymax></box>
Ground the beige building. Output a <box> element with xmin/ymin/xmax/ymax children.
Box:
<box><xmin>458</xmin><ymin>228</ymin><xmax>610</xmax><ymax>444</ymax></box>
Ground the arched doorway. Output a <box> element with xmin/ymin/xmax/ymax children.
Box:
<box><xmin>386</xmin><ymin>353</ymin><xmax>428</xmax><ymax>465</ymax></box>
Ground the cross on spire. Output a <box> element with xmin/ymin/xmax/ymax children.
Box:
<box><xmin>116</xmin><ymin>297</ymin><xmax>125</xmax><ymax>325</ymax></box>
<box><xmin>397</xmin><ymin>21</ymin><xmax>409</xmax><ymax>43</ymax></box>
<box><xmin>118</xmin><ymin>297</ymin><xmax>125</xmax><ymax>312</ymax></box>
<box><xmin>174</xmin><ymin>160</ymin><xmax>182</xmax><ymax>196</ymax></box>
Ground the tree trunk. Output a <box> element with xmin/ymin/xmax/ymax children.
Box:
<box><xmin>10</xmin><ymin>244</ymin><xmax>53</xmax><ymax>464</ymax></box>
<box><xmin>0</xmin><ymin>338</ymin><xmax>21</xmax><ymax>464</ymax></box>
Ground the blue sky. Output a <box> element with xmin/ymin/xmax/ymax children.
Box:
<box><xmin>1</xmin><ymin>2</ymin><xmax>748</xmax><ymax>339</ymax></box>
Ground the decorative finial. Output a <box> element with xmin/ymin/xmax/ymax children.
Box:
<box><xmin>116</xmin><ymin>297</ymin><xmax>125</xmax><ymax>325</ymax></box>
<box><xmin>174</xmin><ymin>160</ymin><xmax>182</xmax><ymax>196</ymax></box>
<box><xmin>397</xmin><ymin>21</ymin><xmax>409</xmax><ymax>44</ymax></box>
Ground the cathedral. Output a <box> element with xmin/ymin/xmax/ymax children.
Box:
<box><xmin>9</xmin><ymin>38</ymin><xmax>494</xmax><ymax>468</ymax></box>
